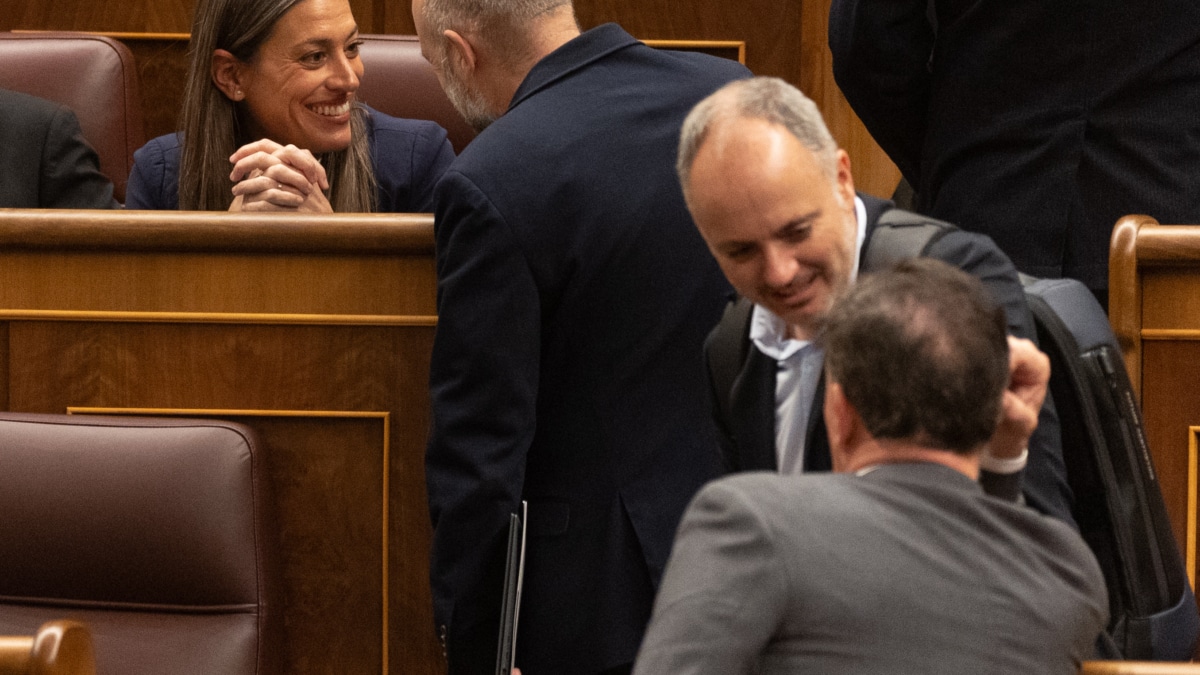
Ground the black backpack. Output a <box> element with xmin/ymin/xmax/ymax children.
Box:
<box><xmin>707</xmin><ymin>209</ymin><xmax>1200</xmax><ymax>659</ymax></box>
<box><xmin>1024</xmin><ymin>275</ymin><xmax>1199</xmax><ymax>659</ymax></box>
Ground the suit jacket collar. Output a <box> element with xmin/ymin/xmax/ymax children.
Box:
<box><xmin>856</xmin><ymin>461</ymin><xmax>983</xmax><ymax>495</ymax></box>
<box><xmin>858</xmin><ymin>192</ymin><xmax>896</xmax><ymax>273</ymax></box>
<box><xmin>509</xmin><ymin>24</ymin><xmax>638</xmax><ymax>114</ymax></box>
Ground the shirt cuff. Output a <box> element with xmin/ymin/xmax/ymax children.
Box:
<box><xmin>980</xmin><ymin>446</ymin><xmax>1028</xmax><ymax>475</ymax></box>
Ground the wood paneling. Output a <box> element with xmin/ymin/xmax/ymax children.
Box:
<box><xmin>3</xmin><ymin>0</ymin><xmax>192</xmax><ymax>33</ymax></box>
<box><xmin>118</xmin><ymin>34</ymin><xmax>190</xmax><ymax>142</ymax></box>
<box><xmin>573</xmin><ymin>0</ymin><xmax>899</xmax><ymax>198</ymax></box>
<box><xmin>574</xmin><ymin>0</ymin><xmax>799</xmax><ymax>76</ymax></box>
<box><xmin>1</xmin><ymin>0</ymin><xmax>901</xmax><ymax>198</ymax></box>
<box><xmin>1141</xmin><ymin>341</ymin><xmax>1200</xmax><ymax>570</ymax></box>
<box><xmin>0</xmin><ymin>209</ymin><xmax>442</xmax><ymax>675</ymax></box>
<box><xmin>798</xmin><ymin>0</ymin><xmax>900</xmax><ymax>199</ymax></box>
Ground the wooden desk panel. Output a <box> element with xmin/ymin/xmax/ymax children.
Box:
<box><xmin>0</xmin><ymin>209</ymin><xmax>443</xmax><ymax>675</ymax></box>
<box><xmin>1141</xmin><ymin>341</ymin><xmax>1200</xmax><ymax>573</ymax></box>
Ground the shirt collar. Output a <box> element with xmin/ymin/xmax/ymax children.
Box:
<box><xmin>850</xmin><ymin>194</ymin><xmax>867</xmax><ymax>284</ymax></box>
<box><xmin>749</xmin><ymin>196</ymin><xmax>868</xmax><ymax>360</ymax></box>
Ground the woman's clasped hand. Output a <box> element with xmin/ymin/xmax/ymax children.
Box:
<box><xmin>228</xmin><ymin>139</ymin><xmax>332</xmax><ymax>212</ymax></box>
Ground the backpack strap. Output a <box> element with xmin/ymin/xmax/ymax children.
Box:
<box><xmin>707</xmin><ymin>296</ymin><xmax>754</xmax><ymax>424</ymax></box>
<box><xmin>862</xmin><ymin>209</ymin><xmax>955</xmax><ymax>273</ymax></box>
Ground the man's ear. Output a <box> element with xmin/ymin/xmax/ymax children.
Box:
<box><xmin>824</xmin><ymin>378</ymin><xmax>861</xmax><ymax>473</ymax></box>
<box><xmin>443</xmin><ymin>29</ymin><xmax>477</xmax><ymax>74</ymax></box>
<box><xmin>211</xmin><ymin>49</ymin><xmax>246</xmax><ymax>102</ymax></box>
<box><xmin>833</xmin><ymin>148</ymin><xmax>856</xmax><ymax>210</ymax></box>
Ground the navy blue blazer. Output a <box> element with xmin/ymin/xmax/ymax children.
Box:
<box><xmin>124</xmin><ymin>106</ymin><xmax>454</xmax><ymax>211</ymax></box>
<box><xmin>704</xmin><ymin>194</ymin><xmax>1075</xmax><ymax>523</ymax></box>
<box><xmin>0</xmin><ymin>88</ymin><xmax>115</xmax><ymax>209</ymax></box>
<box><xmin>426</xmin><ymin>23</ymin><xmax>750</xmax><ymax>675</ymax></box>
<box><xmin>829</xmin><ymin>0</ymin><xmax>1200</xmax><ymax>294</ymax></box>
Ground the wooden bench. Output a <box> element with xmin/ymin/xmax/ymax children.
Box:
<box><xmin>0</xmin><ymin>208</ymin><xmax>441</xmax><ymax>675</ymax></box>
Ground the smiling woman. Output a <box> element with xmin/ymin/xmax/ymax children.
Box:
<box><xmin>124</xmin><ymin>0</ymin><xmax>455</xmax><ymax>213</ymax></box>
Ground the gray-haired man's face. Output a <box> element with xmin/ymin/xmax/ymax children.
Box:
<box><xmin>687</xmin><ymin>117</ymin><xmax>858</xmax><ymax>341</ymax></box>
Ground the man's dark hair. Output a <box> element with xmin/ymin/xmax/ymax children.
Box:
<box><xmin>819</xmin><ymin>258</ymin><xmax>1010</xmax><ymax>454</ymax></box>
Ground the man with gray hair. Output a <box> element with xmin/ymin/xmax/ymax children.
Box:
<box><xmin>682</xmin><ymin>76</ymin><xmax>1073</xmax><ymax>521</ymax></box>
<box><xmin>632</xmin><ymin>258</ymin><xmax>1108</xmax><ymax>674</ymax></box>
<box><xmin>413</xmin><ymin>0</ymin><xmax>750</xmax><ymax>673</ymax></box>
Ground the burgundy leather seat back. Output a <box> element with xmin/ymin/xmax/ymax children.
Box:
<box><xmin>0</xmin><ymin>33</ymin><xmax>146</xmax><ymax>203</ymax></box>
<box><xmin>357</xmin><ymin>34</ymin><xmax>476</xmax><ymax>153</ymax></box>
<box><xmin>0</xmin><ymin>414</ymin><xmax>282</xmax><ymax>675</ymax></box>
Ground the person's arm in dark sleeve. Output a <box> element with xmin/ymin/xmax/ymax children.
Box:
<box><xmin>426</xmin><ymin>170</ymin><xmax>540</xmax><ymax>674</ymax></box>
<box><xmin>125</xmin><ymin>136</ymin><xmax>180</xmax><ymax>210</ymax></box>
<box><xmin>703</xmin><ymin>323</ymin><xmax>745</xmax><ymax>474</ymax></box>
<box><xmin>39</xmin><ymin>105</ymin><xmax>116</xmax><ymax>209</ymax></box>
<box><xmin>828</xmin><ymin>0</ymin><xmax>934</xmax><ymax>186</ymax></box>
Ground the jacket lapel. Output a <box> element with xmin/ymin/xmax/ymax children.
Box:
<box><xmin>803</xmin><ymin>375</ymin><xmax>833</xmax><ymax>472</ymax></box>
<box><xmin>729</xmin><ymin>346</ymin><xmax>780</xmax><ymax>471</ymax></box>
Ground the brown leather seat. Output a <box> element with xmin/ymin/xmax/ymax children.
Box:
<box><xmin>0</xmin><ymin>413</ymin><xmax>282</xmax><ymax>675</ymax></box>
<box><xmin>0</xmin><ymin>32</ymin><xmax>146</xmax><ymax>203</ymax></box>
<box><xmin>358</xmin><ymin>34</ymin><xmax>476</xmax><ymax>153</ymax></box>
<box><xmin>0</xmin><ymin>620</ymin><xmax>97</xmax><ymax>675</ymax></box>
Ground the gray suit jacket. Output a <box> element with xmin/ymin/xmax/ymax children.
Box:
<box><xmin>634</xmin><ymin>463</ymin><xmax>1108</xmax><ymax>675</ymax></box>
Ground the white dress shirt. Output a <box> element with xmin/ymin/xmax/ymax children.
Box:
<box><xmin>749</xmin><ymin>197</ymin><xmax>866</xmax><ymax>474</ymax></box>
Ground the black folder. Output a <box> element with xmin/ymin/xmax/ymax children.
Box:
<box><xmin>495</xmin><ymin>500</ymin><xmax>527</xmax><ymax>675</ymax></box>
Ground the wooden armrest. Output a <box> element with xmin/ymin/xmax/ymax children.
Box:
<box><xmin>0</xmin><ymin>621</ymin><xmax>95</xmax><ymax>675</ymax></box>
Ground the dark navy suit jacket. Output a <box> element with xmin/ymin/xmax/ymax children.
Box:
<box><xmin>124</xmin><ymin>106</ymin><xmax>453</xmax><ymax>211</ymax></box>
<box><xmin>704</xmin><ymin>194</ymin><xmax>1075</xmax><ymax>523</ymax></box>
<box><xmin>829</xmin><ymin>0</ymin><xmax>1200</xmax><ymax>294</ymax></box>
<box><xmin>0</xmin><ymin>88</ymin><xmax>115</xmax><ymax>209</ymax></box>
<box><xmin>426</xmin><ymin>23</ymin><xmax>750</xmax><ymax>675</ymax></box>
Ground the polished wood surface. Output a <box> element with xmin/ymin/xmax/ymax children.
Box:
<box><xmin>0</xmin><ymin>621</ymin><xmax>97</xmax><ymax>675</ymax></box>
<box><xmin>0</xmin><ymin>208</ymin><xmax>435</xmax><ymax>251</ymax></box>
<box><xmin>111</xmin><ymin>34</ymin><xmax>189</xmax><ymax>143</ymax></box>
<box><xmin>0</xmin><ymin>0</ymin><xmax>902</xmax><ymax>199</ymax></box>
<box><xmin>1082</xmin><ymin>662</ymin><xmax>1200</xmax><ymax>675</ymax></box>
<box><xmin>1110</xmin><ymin>215</ymin><xmax>1148</xmax><ymax>397</ymax></box>
<box><xmin>1109</xmin><ymin>217</ymin><xmax>1200</xmax><ymax>585</ymax></box>
<box><xmin>0</xmin><ymin>209</ymin><xmax>442</xmax><ymax>675</ymax></box>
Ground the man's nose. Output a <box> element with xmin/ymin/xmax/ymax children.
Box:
<box><xmin>762</xmin><ymin>245</ymin><xmax>799</xmax><ymax>288</ymax></box>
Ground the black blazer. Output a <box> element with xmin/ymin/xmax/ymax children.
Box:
<box><xmin>425</xmin><ymin>24</ymin><xmax>751</xmax><ymax>675</ymax></box>
<box><xmin>0</xmin><ymin>88</ymin><xmax>114</xmax><ymax>209</ymax></box>
<box><xmin>705</xmin><ymin>194</ymin><xmax>1074</xmax><ymax>523</ymax></box>
<box><xmin>829</xmin><ymin>0</ymin><xmax>1200</xmax><ymax>294</ymax></box>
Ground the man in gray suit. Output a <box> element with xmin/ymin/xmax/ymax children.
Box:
<box><xmin>632</xmin><ymin>258</ymin><xmax>1108</xmax><ymax>675</ymax></box>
